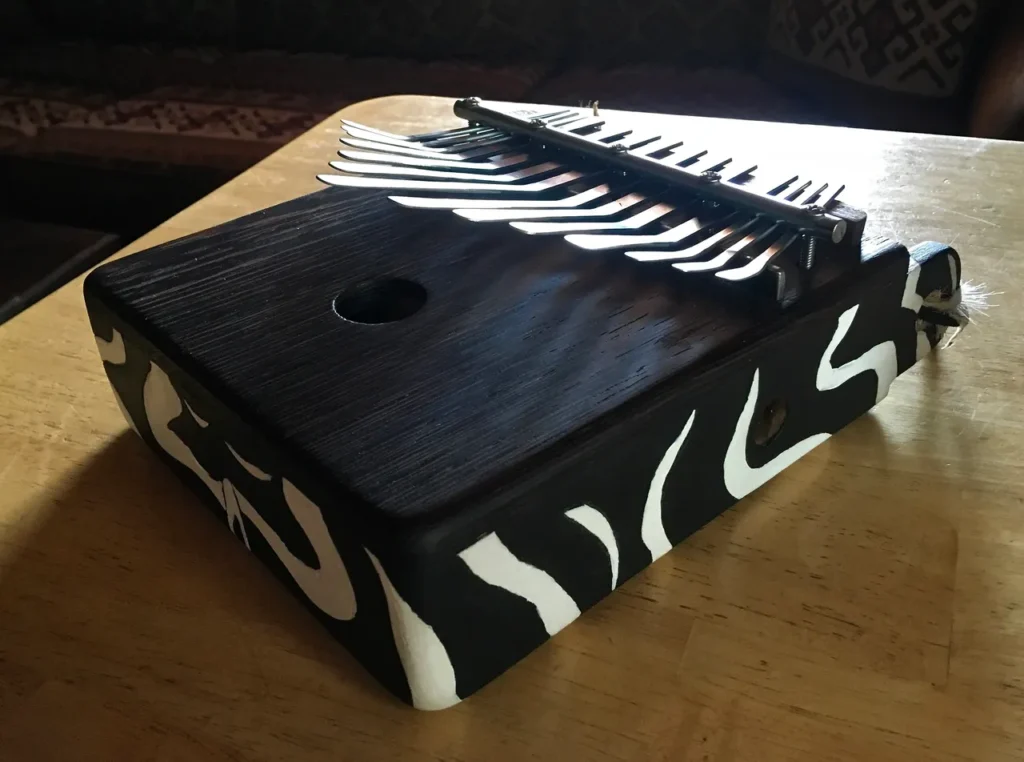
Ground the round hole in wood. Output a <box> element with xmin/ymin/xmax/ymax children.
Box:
<box><xmin>333</xmin><ymin>278</ymin><xmax>427</xmax><ymax>325</ymax></box>
<box><xmin>752</xmin><ymin>398</ymin><xmax>787</xmax><ymax>447</ymax></box>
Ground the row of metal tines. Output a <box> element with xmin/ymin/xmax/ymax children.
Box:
<box><xmin>318</xmin><ymin>108</ymin><xmax>846</xmax><ymax>283</ymax></box>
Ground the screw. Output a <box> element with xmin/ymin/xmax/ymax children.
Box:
<box><xmin>805</xmin><ymin>204</ymin><xmax>826</xmax><ymax>216</ymax></box>
<box><xmin>530</xmin><ymin>117</ymin><xmax>545</xmax><ymax>128</ymax></box>
<box><xmin>611</xmin><ymin>143</ymin><xmax>628</xmax><ymax>153</ymax></box>
<box><xmin>464</xmin><ymin>96</ymin><xmax>481</xmax><ymax>107</ymax></box>
<box><xmin>699</xmin><ymin>170</ymin><xmax>722</xmax><ymax>183</ymax></box>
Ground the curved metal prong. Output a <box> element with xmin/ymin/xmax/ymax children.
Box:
<box><xmin>318</xmin><ymin>170</ymin><xmax>584</xmax><ymax>194</ymax></box>
<box><xmin>456</xmin><ymin>192</ymin><xmax>646</xmax><ymax>222</ymax></box>
<box><xmin>389</xmin><ymin>183</ymin><xmax>612</xmax><ymax>210</ymax></box>
<box><xmin>672</xmin><ymin>223</ymin><xmax>781</xmax><ymax>273</ymax></box>
<box><xmin>625</xmin><ymin>217</ymin><xmax>760</xmax><ymax>262</ymax></box>
<box><xmin>565</xmin><ymin>211</ymin><xmax>735</xmax><ymax>251</ymax></box>
<box><xmin>328</xmin><ymin>160</ymin><xmax>561</xmax><ymax>183</ymax></box>
<box><xmin>339</xmin><ymin>149</ymin><xmax>529</xmax><ymax>171</ymax></box>
<box><xmin>341</xmin><ymin>134</ymin><xmax>524</xmax><ymax>160</ymax></box>
<box><xmin>716</xmin><ymin>232</ymin><xmax>800</xmax><ymax>281</ymax></box>
<box><xmin>511</xmin><ymin>203</ymin><xmax>674</xmax><ymax>235</ymax></box>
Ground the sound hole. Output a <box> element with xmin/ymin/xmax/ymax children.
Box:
<box><xmin>752</xmin><ymin>398</ymin><xmax>787</xmax><ymax>446</ymax></box>
<box><xmin>333</xmin><ymin>278</ymin><xmax>427</xmax><ymax>325</ymax></box>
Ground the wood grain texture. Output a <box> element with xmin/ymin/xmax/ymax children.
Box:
<box><xmin>0</xmin><ymin>95</ymin><xmax>1021</xmax><ymax>759</ymax></box>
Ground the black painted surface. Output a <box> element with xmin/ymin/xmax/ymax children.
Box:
<box><xmin>82</xmin><ymin>183</ymin><xmax>961</xmax><ymax>707</ymax></box>
<box><xmin>84</xmin><ymin>185</ymin><xmax>893</xmax><ymax>531</ymax></box>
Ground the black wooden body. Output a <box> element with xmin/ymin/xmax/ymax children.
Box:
<box><xmin>83</xmin><ymin>184</ymin><xmax>957</xmax><ymax>709</ymax></box>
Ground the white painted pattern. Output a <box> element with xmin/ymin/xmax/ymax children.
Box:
<box><xmin>641</xmin><ymin>410</ymin><xmax>696</xmax><ymax>562</ymax></box>
<box><xmin>95</xmin><ymin>328</ymin><xmax>139</xmax><ymax>435</ymax></box>
<box><xmin>724</xmin><ymin>369</ymin><xmax>832</xmax><ymax>500</ymax></box>
<box><xmin>901</xmin><ymin>263</ymin><xmax>924</xmax><ymax>313</ymax></box>
<box><xmin>142</xmin><ymin>361</ymin><xmax>357</xmax><ymax>621</ymax></box>
<box><xmin>817</xmin><ymin>305</ymin><xmax>897</xmax><ymax>404</ymax></box>
<box><xmin>365</xmin><ymin>549</ymin><xmax>460</xmax><ymax>711</ymax></box>
<box><xmin>459</xmin><ymin>533</ymin><xmax>581</xmax><ymax>636</ymax></box>
<box><xmin>221</xmin><ymin>479</ymin><xmax>252</xmax><ymax>549</ymax></box>
<box><xmin>184</xmin><ymin>399</ymin><xmax>209</xmax><ymax>428</ymax></box>
<box><xmin>227</xmin><ymin>443</ymin><xmax>273</xmax><ymax>481</ymax></box>
<box><xmin>95</xmin><ymin>329</ymin><xmax>126</xmax><ymax>365</ymax></box>
<box><xmin>565</xmin><ymin>505</ymin><xmax>620</xmax><ymax>589</ymax></box>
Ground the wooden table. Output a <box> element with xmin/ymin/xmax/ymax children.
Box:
<box><xmin>1</xmin><ymin>95</ymin><xmax>1021</xmax><ymax>761</ymax></box>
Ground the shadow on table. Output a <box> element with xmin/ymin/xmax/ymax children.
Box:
<box><xmin>0</xmin><ymin>432</ymin><xmax>397</xmax><ymax>760</ymax></box>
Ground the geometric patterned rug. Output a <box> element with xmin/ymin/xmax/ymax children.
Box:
<box><xmin>767</xmin><ymin>0</ymin><xmax>984</xmax><ymax>97</ymax></box>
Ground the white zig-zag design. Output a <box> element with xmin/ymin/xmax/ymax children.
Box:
<box><xmin>565</xmin><ymin>505</ymin><xmax>620</xmax><ymax>589</ymax></box>
<box><xmin>142</xmin><ymin>361</ymin><xmax>357</xmax><ymax>621</ymax></box>
<box><xmin>459</xmin><ymin>533</ymin><xmax>580</xmax><ymax>636</ymax></box>
<box><xmin>366</xmin><ymin>549</ymin><xmax>460</xmax><ymax>711</ymax></box>
<box><xmin>816</xmin><ymin>305</ymin><xmax>898</xmax><ymax>405</ymax></box>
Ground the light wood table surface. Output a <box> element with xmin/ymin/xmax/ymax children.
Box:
<box><xmin>1</xmin><ymin>95</ymin><xmax>1022</xmax><ymax>761</ymax></box>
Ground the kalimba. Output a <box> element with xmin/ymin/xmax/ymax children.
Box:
<box><xmin>84</xmin><ymin>99</ymin><xmax>971</xmax><ymax>710</ymax></box>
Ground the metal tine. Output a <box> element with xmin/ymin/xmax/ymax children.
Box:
<box><xmin>390</xmin><ymin>182</ymin><xmax>613</xmax><ymax>210</ymax></box>
<box><xmin>684</xmin><ymin>154</ymin><xmax>734</xmax><ymax>174</ymax></box>
<box><xmin>348</xmin><ymin>131</ymin><xmax>528</xmax><ymax>160</ymax></box>
<box><xmin>724</xmin><ymin>163</ymin><xmax>759</xmax><ymax>182</ymax></box>
<box><xmin>340</xmin><ymin>135</ymin><xmax>522</xmax><ymax>161</ymax></box>
<box><xmin>626</xmin><ymin>216</ymin><xmax>761</xmax><ymax>262</ymax></box>
<box><xmin>405</xmin><ymin>109</ymin><xmax>574</xmax><ymax>141</ymax></box>
<box><xmin>339</xmin><ymin>119</ymin><xmax>490</xmax><ymax>143</ymax></box>
<box><xmin>825</xmin><ymin>184</ymin><xmax>846</xmax><ymax>207</ymax></box>
<box><xmin>406</xmin><ymin>124</ymin><xmax>501</xmax><ymax>142</ymax></box>
<box><xmin>317</xmin><ymin>170</ymin><xmax>584</xmax><ymax>194</ymax></box>
<box><xmin>544</xmin><ymin>112</ymin><xmax>594</xmax><ymax>129</ymax></box>
<box><xmin>419</xmin><ymin>111</ymin><xmax>587</xmax><ymax>148</ymax></box>
<box><xmin>456</xmin><ymin>190</ymin><xmax>646</xmax><ymax>222</ymax></box>
<box><xmin>642</xmin><ymin>137</ymin><xmax>687</xmax><ymax>160</ymax></box>
<box><xmin>738</xmin><ymin>173</ymin><xmax>799</xmax><ymax>196</ymax></box>
<box><xmin>673</xmin><ymin>223</ymin><xmax>782</xmax><ymax>273</ymax></box>
<box><xmin>420</xmin><ymin>127</ymin><xmax>505</xmax><ymax>148</ymax></box>
<box><xmin>799</xmin><ymin>182</ymin><xmax>829</xmax><ymax>206</ymax></box>
<box><xmin>340</xmin><ymin>125</ymin><xmax>455</xmax><ymax>153</ymax></box>
<box><xmin>625</xmin><ymin>134</ymin><xmax>664</xmax><ymax>151</ymax></box>
<box><xmin>341</xmin><ymin>124</ymin><xmax>517</xmax><ymax>155</ymax></box>
<box><xmin>564</xmin><ymin>120</ymin><xmax>637</xmax><ymax>145</ymax></box>
<box><xmin>671</xmin><ymin>148</ymin><xmax>709</xmax><ymax>167</ymax></box>
<box><xmin>338</xmin><ymin>149</ymin><xmax>530</xmax><ymax>172</ymax></box>
<box><xmin>415</xmin><ymin>130</ymin><xmax>521</xmax><ymax>153</ymax></box>
<box><xmin>783</xmin><ymin>180</ymin><xmax>813</xmax><ymax>202</ymax></box>
<box><xmin>555</xmin><ymin>116</ymin><xmax>606</xmax><ymax>134</ymax></box>
<box><xmin>328</xmin><ymin>159</ymin><xmax>561</xmax><ymax>183</ymax></box>
<box><xmin>716</xmin><ymin>231</ymin><xmax>801</xmax><ymax>282</ymax></box>
<box><xmin>565</xmin><ymin>209</ymin><xmax>737</xmax><ymax>251</ymax></box>
<box><xmin>512</xmin><ymin>202</ymin><xmax>674</xmax><ymax>235</ymax></box>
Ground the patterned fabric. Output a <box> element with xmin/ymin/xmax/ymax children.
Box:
<box><xmin>0</xmin><ymin>79</ymin><xmax>113</xmax><ymax>150</ymax></box>
<box><xmin>3</xmin><ymin>48</ymin><xmax>544</xmax><ymax>171</ymax></box>
<box><xmin>766</xmin><ymin>0</ymin><xmax>993</xmax><ymax>97</ymax></box>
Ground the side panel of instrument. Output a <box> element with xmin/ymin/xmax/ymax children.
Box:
<box><xmin>82</xmin><ymin>292</ymin><xmax>437</xmax><ymax>707</ymax></box>
<box><xmin>80</xmin><ymin>240</ymin><xmax>957</xmax><ymax>710</ymax></box>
